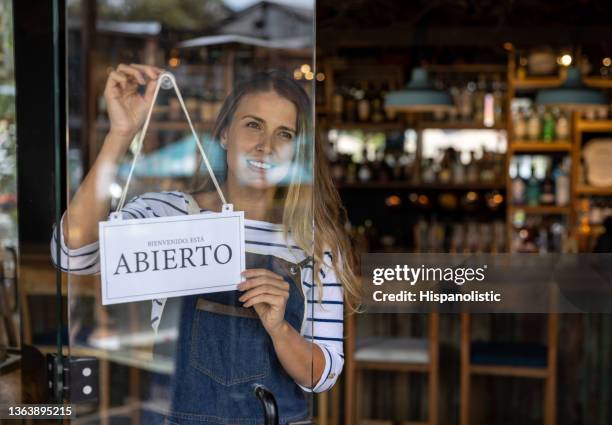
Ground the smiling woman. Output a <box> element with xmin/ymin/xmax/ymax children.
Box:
<box><xmin>192</xmin><ymin>70</ymin><xmax>311</xmax><ymax>199</ymax></box>
<box><xmin>51</xmin><ymin>66</ymin><xmax>358</xmax><ymax>424</ymax></box>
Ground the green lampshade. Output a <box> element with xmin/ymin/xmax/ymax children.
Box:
<box><xmin>535</xmin><ymin>67</ymin><xmax>607</xmax><ymax>109</ymax></box>
<box><xmin>385</xmin><ymin>67</ymin><xmax>454</xmax><ymax>112</ymax></box>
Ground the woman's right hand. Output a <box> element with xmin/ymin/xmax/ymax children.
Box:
<box><xmin>104</xmin><ymin>63</ymin><xmax>163</xmax><ymax>143</ymax></box>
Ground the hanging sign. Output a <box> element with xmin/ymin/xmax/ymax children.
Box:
<box><xmin>99</xmin><ymin>212</ymin><xmax>245</xmax><ymax>305</ymax></box>
<box><xmin>98</xmin><ymin>71</ymin><xmax>244</xmax><ymax>305</ymax></box>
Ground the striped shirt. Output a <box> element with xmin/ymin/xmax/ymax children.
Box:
<box><xmin>50</xmin><ymin>190</ymin><xmax>344</xmax><ymax>392</ymax></box>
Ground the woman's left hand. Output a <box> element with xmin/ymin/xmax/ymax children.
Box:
<box><xmin>238</xmin><ymin>269</ymin><xmax>290</xmax><ymax>336</ymax></box>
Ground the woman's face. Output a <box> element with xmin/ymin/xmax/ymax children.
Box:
<box><xmin>222</xmin><ymin>90</ymin><xmax>297</xmax><ymax>189</ymax></box>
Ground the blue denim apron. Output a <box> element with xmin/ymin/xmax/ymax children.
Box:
<box><xmin>159</xmin><ymin>252</ymin><xmax>310</xmax><ymax>425</ymax></box>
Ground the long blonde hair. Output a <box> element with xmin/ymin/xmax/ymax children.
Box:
<box><xmin>191</xmin><ymin>70</ymin><xmax>360</xmax><ymax>310</ymax></box>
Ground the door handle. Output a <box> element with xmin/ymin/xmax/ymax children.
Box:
<box><xmin>253</xmin><ymin>384</ymin><xmax>278</xmax><ymax>425</ymax></box>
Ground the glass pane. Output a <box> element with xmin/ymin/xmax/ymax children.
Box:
<box><xmin>60</xmin><ymin>0</ymin><xmax>316</xmax><ymax>423</ymax></box>
<box><xmin>0</xmin><ymin>0</ymin><xmax>19</xmax><ymax>402</ymax></box>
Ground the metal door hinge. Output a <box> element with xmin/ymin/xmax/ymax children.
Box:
<box><xmin>47</xmin><ymin>354</ymin><xmax>99</xmax><ymax>403</ymax></box>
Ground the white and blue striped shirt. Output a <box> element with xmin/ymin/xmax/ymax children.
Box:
<box><xmin>50</xmin><ymin>190</ymin><xmax>344</xmax><ymax>392</ymax></box>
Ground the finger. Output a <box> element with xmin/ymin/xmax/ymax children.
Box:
<box><xmin>108</xmin><ymin>70</ymin><xmax>129</xmax><ymax>91</ymax></box>
<box><xmin>130</xmin><ymin>64</ymin><xmax>162</xmax><ymax>80</ymax></box>
<box><xmin>242</xmin><ymin>268</ymin><xmax>284</xmax><ymax>281</ymax></box>
<box><xmin>243</xmin><ymin>294</ymin><xmax>284</xmax><ymax>309</ymax></box>
<box><xmin>118</xmin><ymin>74</ymin><xmax>139</xmax><ymax>93</ymax></box>
<box><xmin>239</xmin><ymin>285</ymin><xmax>289</xmax><ymax>303</ymax></box>
<box><xmin>238</xmin><ymin>276</ymin><xmax>289</xmax><ymax>292</ymax></box>
<box><xmin>117</xmin><ymin>64</ymin><xmax>146</xmax><ymax>85</ymax></box>
<box><xmin>143</xmin><ymin>79</ymin><xmax>158</xmax><ymax>104</ymax></box>
<box><xmin>104</xmin><ymin>71</ymin><xmax>122</xmax><ymax>97</ymax></box>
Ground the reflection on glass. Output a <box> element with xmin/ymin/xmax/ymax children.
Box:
<box><xmin>0</xmin><ymin>0</ymin><xmax>18</xmax><ymax>385</ymax></box>
<box><xmin>55</xmin><ymin>1</ymin><xmax>351</xmax><ymax>423</ymax></box>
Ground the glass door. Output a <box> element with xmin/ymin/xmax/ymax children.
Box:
<box><xmin>60</xmin><ymin>1</ymin><xmax>316</xmax><ymax>423</ymax></box>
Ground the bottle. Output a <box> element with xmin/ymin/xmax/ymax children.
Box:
<box><xmin>422</xmin><ymin>158</ymin><xmax>436</xmax><ymax>184</ymax></box>
<box><xmin>479</xmin><ymin>149</ymin><xmax>495</xmax><ymax>183</ymax></box>
<box><xmin>555</xmin><ymin>109</ymin><xmax>570</xmax><ymax>141</ymax></box>
<box><xmin>331</xmin><ymin>85</ymin><xmax>344</xmax><ymax>122</ymax></box>
<box><xmin>527</xmin><ymin>107</ymin><xmax>542</xmax><ymax>141</ymax></box>
<box><xmin>343</xmin><ymin>84</ymin><xmax>357</xmax><ymax>122</ymax></box>
<box><xmin>541</xmin><ymin>108</ymin><xmax>556</xmax><ymax>142</ymax></box>
<box><xmin>526</xmin><ymin>165</ymin><xmax>541</xmax><ymax>206</ymax></box>
<box><xmin>438</xmin><ymin>148</ymin><xmax>453</xmax><ymax>184</ymax></box>
<box><xmin>381</xmin><ymin>82</ymin><xmax>396</xmax><ymax>122</ymax></box>
<box><xmin>453</xmin><ymin>150</ymin><xmax>466</xmax><ymax>185</ymax></box>
<box><xmin>474</xmin><ymin>74</ymin><xmax>486</xmax><ymax>123</ymax></box>
<box><xmin>466</xmin><ymin>151</ymin><xmax>479</xmax><ymax>183</ymax></box>
<box><xmin>371</xmin><ymin>149</ymin><xmax>385</xmax><ymax>182</ymax></box>
<box><xmin>554</xmin><ymin>158</ymin><xmax>570</xmax><ymax>206</ymax></box>
<box><xmin>511</xmin><ymin>161</ymin><xmax>526</xmax><ymax>205</ymax></box>
<box><xmin>356</xmin><ymin>82</ymin><xmax>370</xmax><ymax>122</ymax></box>
<box><xmin>458</xmin><ymin>83</ymin><xmax>474</xmax><ymax>121</ymax></box>
<box><xmin>539</xmin><ymin>166</ymin><xmax>555</xmax><ymax>205</ymax></box>
<box><xmin>492</xmin><ymin>74</ymin><xmax>504</xmax><ymax>124</ymax></box>
<box><xmin>370</xmin><ymin>83</ymin><xmax>385</xmax><ymax>123</ymax></box>
<box><xmin>513</xmin><ymin>108</ymin><xmax>527</xmax><ymax>140</ymax></box>
<box><xmin>357</xmin><ymin>147</ymin><xmax>371</xmax><ymax>182</ymax></box>
<box><xmin>399</xmin><ymin>152</ymin><xmax>414</xmax><ymax>182</ymax></box>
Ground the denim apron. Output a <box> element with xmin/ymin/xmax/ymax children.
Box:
<box><xmin>159</xmin><ymin>251</ymin><xmax>310</xmax><ymax>425</ymax></box>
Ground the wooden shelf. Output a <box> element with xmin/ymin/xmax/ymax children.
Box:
<box><xmin>509</xmin><ymin>205</ymin><xmax>570</xmax><ymax>215</ymax></box>
<box><xmin>417</xmin><ymin>121</ymin><xmax>506</xmax><ymax>130</ymax></box>
<box><xmin>354</xmin><ymin>360</ymin><xmax>430</xmax><ymax>372</ymax></box>
<box><xmin>320</xmin><ymin>121</ymin><xmax>404</xmax><ymax>132</ymax></box>
<box><xmin>469</xmin><ymin>364</ymin><xmax>549</xmax><ymax>379</ymax></box>
<box><xmin>575</xmin><ymin>120</ymin><xmax>612</xmax><ymax>132</ymax></box>
<box><xmin>512</xmin><ymin>76</ymin><xmax>563</xmax><ymax>90</ymax></box>
<box><xmin>338</xmin><ymin>181</ymin><xmax>506</xmax><ymax>190</ymax></box>
<box><xmin>575</xmin><ymin>184</ymin><xmax>612</xmax><ymax>195</ymax></box>
<box><xmin>509</xmin><ymin>141</ymin><xmax>572</xmax><ymax>153</ymax></box>
<box><xmin>583</xmin><ymin>76</ymin><xmax>612</xmax><ymax>89</ymax></box>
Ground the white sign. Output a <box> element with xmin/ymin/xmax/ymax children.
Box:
<box><xmin>99</xmin><ymin>212</ymin><xmax>245</xmax><ymax>305</ymax></box>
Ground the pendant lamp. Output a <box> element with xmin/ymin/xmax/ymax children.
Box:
<box><xmin>385</xmin><ymin>67</ymin><xmax>454</xmax><ymax>113</ymax></box>
<box><xmin>535</xmin><ymin>67</ymin><xmax>607</xmax><ymax>109</ymax></box>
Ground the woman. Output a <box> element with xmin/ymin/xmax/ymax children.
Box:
<box><xmin>51</xmin><ymin>64</ymin><xmax>358</xmax><ymax>424</ymax></box>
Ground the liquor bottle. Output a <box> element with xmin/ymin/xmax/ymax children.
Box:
<box><xmin>449</xmin><ymin>86</ymin><xmax>460</xmax><ymax>122</ymax></box>
<box><xmin>458</xmin><ymin>83</ymin><xmax>473</xmax><ymax>121</ymax></box>
<box><xmin>554</xmin><ymin>157</ymin><xmax>570</xmax><ymax>206</ymax></box>
<box><xmin>466</xmin><ymin>151</ymin><xmax>479</xmax><ymax>183</ymax></box>
<box><xmin>345</xmin><ymin>158</ymin><xmax>357</xmax><ymax>184</ymax></box>
<box><xmin>390</xmin><ymin>152</ymin><xmax>402</xmax><ymax>181</ymax></box>
<box><xmin>343</xmin><ymin>84</ymin><xmax>357</xmax><ymax>122</ymax></box>
<box><xmin>526</xmin><ymin>165</ymin><xmax>541</xmax><ymax>206</ymax></box>
<box><xmin>511</xmin><ymin>161</ymin><xmax>526</xmax><ymax>205</ymax></box>
<box><xmin>331</xmin><ymin>84</ymin><xmax>344</xmax><ymax>122</ymax></box>
<box><xmin>527</xmin><ymin>107</ymin><xmax>542</xmax><ymax>141</ymax></box>
<box><xmin>422</xmin><ymin>158</ymin><xmax>436</xmax><ymax>184</ymax></box>
<box><xmin>357</xmin><ymin>148</ymin><xmax>371</xmax><ymax>182</ymax></box>
<box><xmin>398</xmin><ymin>151</ymin><xmax>414</xmax><ymax>181</ymax></box>
<box><xmin>438</xmin><ymin>148</ymin><xmax>453</xmax><ymax>184</ymax></box>
<box><xmin>474</xmin><ymin>73</ymin><xmax>487</xmax><ymax>124</ymax></box>
<box><xmin>381</xmin><ymin>82</ymin><xmax>396</xmax><ymax>122</ymax></box>
<box><xmin>513</xmin><ymin>108</ymin><xmax>527</xmax><ymax>140</ymax></box>
<box><xmin>541</xmin><ymin>108</ymin><xmax>556</xmax><ymax>142</ymax></box>
<box><xmin>492</xmin><ymin>74</ymin><xmax>504</xmax><ymax>123</ymax></box>
<box><xmin>539</xmin><ymin>166</ymin><xmax>555</xmax><ymax>205</ymax></box>
<box><xmin>371</xmin><ymin>149</ymin><xmax>384</xmax><ymax>182</ymax></box>
<box><xmin>356</xmin><ymin>82</ymin><xmax>370</xmax><ymax>122</ymax></box>
<box><xmin>452</xmin><ymin>150</ymin><xmax>466</xmax><ymax>185</ymax></box>
<box><xmin>479</xmin><ymin>149</ymin><xmax>496</xmax><ymax>183</ymax></box>
<box><xmin>555</xmin><ymin>109</ymin><xmax>570</xmax><ymax>141</ymax></box>
<box><xmin>370</xmin><ymin>82</ymin><xmax>385</xmax><ymax>123</ymax></box>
